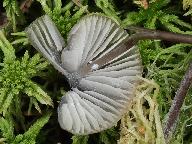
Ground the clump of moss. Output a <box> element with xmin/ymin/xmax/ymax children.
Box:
<box><xmin>119</xmin><ymin>78</ymin><xmax>165</xmax><ymax>144</ymax></box>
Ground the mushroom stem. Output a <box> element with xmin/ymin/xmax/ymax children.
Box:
<box><xmin>126</xmin><ymin>26</ymin><xmax>192</xmax><ymax>46</ymax></box>
<box><xmin>163</xmin><ymin>62</ymin><xmax>192</xmax><ymax>142</ymax></box>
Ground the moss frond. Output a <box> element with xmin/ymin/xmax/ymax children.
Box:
<box><xmin>0</xmin><ymin>112</ymin><xmax>51</xmax><ymax>144</ymax></box>
<box><xmin>72</xmin><ymin>135</ymin><xmax>89</xmax><ymax>144</ymax></box>
<box><xmin>0</xmin><ymin>31</ymin><xmax>52</xmax><ymax>116</ymax></box>
<box><xmin>36</xmin><ymin>0</ymin><xmax>88</xmax><ymax>39</ymax></box>
<box><xmin>3</xmin><ymin>0</ymin><xmax>23</xmax><ymax>31</ymax></box>
<box><xmin>119</xmin><ymin>78</ymin><xmax>165</xmax><ymax>144</ymax></box>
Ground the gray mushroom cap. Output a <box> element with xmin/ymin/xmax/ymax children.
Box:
<box><xmin>25</xmin><ymin>14</ymin><xmax>143</xmax><ymax>135</ymax></box>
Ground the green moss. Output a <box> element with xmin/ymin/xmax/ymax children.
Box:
<box><xmin>0</xmin><ymin>0</ymin><xmax>192</xmax><ymax>143</ymax></box>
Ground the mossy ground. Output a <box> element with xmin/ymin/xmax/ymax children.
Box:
<box><xmin>0</xmin><ymin>0</ymin><xmax>192</xmax><ymax>144</ymax></box>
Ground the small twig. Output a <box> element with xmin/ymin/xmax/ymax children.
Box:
<box><xmin>142</xmin><ymin>0</ymin><xmax>149</xmax><ymax>9</ymax></box>
<box><xmin>72</xmin><ymin>0</ymin><xmax>89</xmax><ymax>13</ymax></box>
<box><xmin>0</xmin><ymin>13</ymin><xmax>8</xmax><ymax>27</ymax></box>
<box><xmin>163</xmin><ymin>62</ymin><xmax>192</xmax><ymax>142</ymax></box>
<box><xmin>20</xmin><ymin>0</ymin><xmax>34</xmax><ymax>13</ymax></box>
<box><xmin>134</xmin><ymin>0</ymin><xmax>149</xmax><ymax>9</ymax></box>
